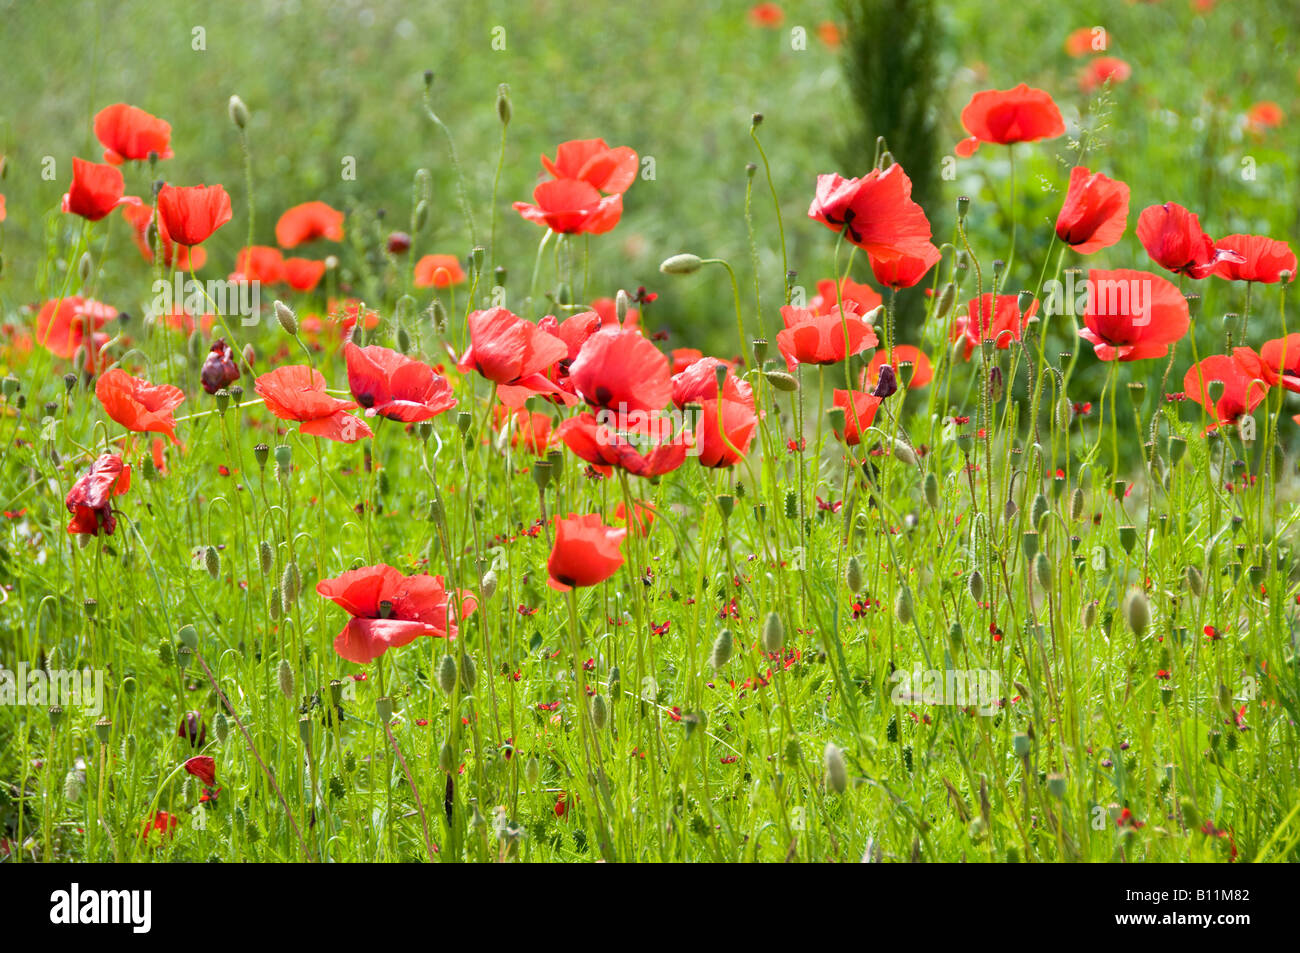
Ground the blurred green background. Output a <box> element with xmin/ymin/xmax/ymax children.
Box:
<box><xmin>1</xmin><ymin>0</ymin><xmax>1298</xmax><ymax>368</ymax></box>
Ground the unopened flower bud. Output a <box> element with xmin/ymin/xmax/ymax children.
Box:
<box><xmin>824</xmin><ymin>742</ymin><xmax>848</xmax><ymax>793</ymax></box>
<box><xmin>228</xmin><ymin>95</ymin><xmax>250</xmax><ymax>129</ymax></box>
<box><xmin>659</xmin><ymin>253</ymin><xmax>703</xmax><ymax>275</ymax></box>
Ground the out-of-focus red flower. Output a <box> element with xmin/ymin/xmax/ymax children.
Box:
<box><xmin>541</xmin><ymin>140</ymin><xmax>638</xmax><ymax>195</ymax></box>
<box><xmin>569</xmin><ymin>327</ymin><xmax>673</xmax><ymax>414</ymax></box>
<box><xmin>1055</xmin><ymin>166</ymin><xmax>1130</xmax><ymax>254</ymax></box>
<box><xmin>387</xmin><ymin>232</ymin><xmax>412</xmax><ymax>255</ymax></box>
<box><xmin>614</xmin><ymin>500</ymin><xmax>655</xmax><ymax>537</ymax></box>
<box><xmin>513</xmin><ymin>179</ymin><xmax>623</xmax><ymax>234</ymax></box>
<box><xmin>1064</xmin><ymin>26</ymin><xmax>1102</xmax><ymax>57</ymax></box>
<box><xmin>95</xmin><ymin>369</ymin><xmax>185</xmax><ymax>444</ymax></box>
<box><xmin>65</xmin><ymin>453</ymin><xmax>130</xmax><ymax>536</ymax></box>
<box><xmin>94</xmin><ymin>103</ymin><xmax>172</xmax><ymax>165</ymax></box>
<box><xmin>35</xmin><ymin>297</ymin><xmax>116</xmax><ymax>361</ymax></box>
<box><xmin>494</xmin><ymin>405</ymin><xmax>553</xmax><ymax>455</ymax></box>
<box><xmin>776</xmin><ymin>303</ymin><xmax>878</xmax><ymax>371</ymax></box>
<box><xmin>62</xmin><ymin>157</ymin><xmax>137</xmax><ymax>221</ymax></box>
<box><xmin>955</xmin><ymin>84</ymin><xmax>1065</xmax><ymax>157</ymax></box>
<box><xmin>1079</xmin><ymin>268</ymin><xmax>1187</xmax><ymax>361</ymax></box>
<box><xmin>344</xmin><ymin>342</ymin><xmax>456</xmax><ymax>422</ymax></box>
<box><xmin>832</xmin><ymin>389</ymin><xmax>882</xmax><ymax>446</ymax></box>
<box><xmin>950</xmin><ymin>294</ymin><xmax>1038</xmax><ymax>360</ymax></box>
<box><xmin>141</xmin><ymin>811</ymin><xmax>180</xmax><ymax>842</ymax></box>
<box><xmin>157</xmin><ymin>184</ymin><xmax>232</xmax><ymax>247</ymax></box>
<box><xmin>590</xmin><ymin>296</ymin><xmax>640</xmax><ymax>330</ymax></box>
<box><xmin>276</xmin><ymin>201</ymin><xmax>344</xmax><ymax>248</ymax></box>
<box><xmin>1210</xmin><ymin>234</ymin><xmax>1296</xmax><ymax>284</ymax></box>
<box><xmin>808</xmin><ymin>164</ymin><xmax>936</xmax><ymax>267</ymax></box>
<box><xmin>123</xmin><ymin>204</ymin><xmax>206</xmax><ymax>270</ymax></box>
<box><xmin>809</xmin><ymin>277</ymin><xmax>883</xmax><ymax>316</ymax></box>
<box><xmin>457</xmin><ymin>307</ymin><xmax>570</xmax><ymax>407</ymax></box>
<box><xmin>547</xmin><ymin>514</ymin><xmax>627</xmax><ymax>591</ymax></box>
<box><xmin>201</xmin><ymin>339</ymin><xmax>240</xmax><ymax>394</ymax></box>
<box><xmin>414</xmin><ymin>254</ymin><xmax>466</xmax><ymax>288</ymax></box>
<box><xmin>1245</xmin><ymin>101</ymin><xmax>1284</xmax><ymax>135</ymax></box>
<box><xmin>1184</xmin><ymin>349</ymin><xmax>1271</xmax><ymax>429</ymax></box>
<box><xmin>817</xmin><ymin>21</ymin><xmax>842</xmax><ymax>48</ymax></box>
<box><xmin>316</xmin><ymin>564</ymin><xmax>476</xmax><ymax>663</ymax></box>
<box><xmin>283</xmin><ymin>257</ymin><xmax>326</xmax><ymax>291</ymax></box>
<box><xmin>695</xmin><ymin>397</ymin><xmax>758</xmax><ymax>468</ymax></box>
<box><xmin>254</xmin><ymin>364</ymin><xmax>373</xmax><ymax>443</ymax></box>
<box><xmin>865</xmin><ymin>345</ymin><xmax>932</xmax><ymax>389</ymax></box>
<box><xmin>1079</xmin><ymin>56</ymin><xmax>1131</xmax><ymax>93</ymax></box>
<box><xmin>230</xmin><ymin>246</ymin><xmax>285</xmax><ymax>284</ymax></box>
<box><xmin>1260</xmin><ymin>334</ymin><xmax>1300</xmax><ymax>392</ymax></box>
<box><xmin>748</xmin><ymin>3</ymin><xmax>783</xmax><ymax>27</ymax></box>
<box><xmin>1136</xmin><ymin>202</ymin><xmax>1242</xmax><ymax>279</ymax></box>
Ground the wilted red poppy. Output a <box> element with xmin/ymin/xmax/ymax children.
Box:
<box><xmin>96</xmin><ymin>369</ymin><xmax>185</xmax><ymax>443</ymax></box>
<box><xmin>94</xmin><ymin>103</ymin><xmax>173</xmax><ymax>165</ymax></box>
<box><xmin>183</xmin><ymin>755</ymin><xmax>216</xmax><ymax>787</ymax></box>
<box><xmin>865</xmin><ymin>345</ymin><xmax>932</xmax><ymax>389</ymax></box>
<box><xmin>1055</xmin><ymin>166</ymin><xmax>1130</xmax><ymax>254</ymax></box>
<box><xmin>344</xmin><ymin>342</ymin><xmax>456</xmax><ymax>422</ymax></box>
<box><xmin>457</xmin><ymin>307</ymin><xmax>569</xmax><ymax>407</ymax></box>
<box><xmin>1079</xmin><ymin>57</ymin><xmax>1132</xmax><ymax>93</ymax></box>
<box><xmin>777</xmin><ymin>303</ymin><xmax>878</xmax><ymax>371</ymax></box>
<box><xmin>276</xmin><ymin>201</ymin><xmax>344</xmax><ymax>248</ymax></box>
<box><xmin>513</xmin><ymin>179</ymin><xmax>623</xmax><ymax>235</ymax></box>
<box><xmin>254</xmin><ymin>364</ymin><xmax>373</xmax><ymax>443</ymax></box>
<box><xmin>557</xmin><ymin>412</ymin><xmax>686</xmax><ymax>477</ymax></box>
<box><xmin>157</xmin><ymin>184</ymin><xmax>232</xmax><ymax>247</ymax></box>
<box><xmin>955</xmin><ymin>84</ymin><xmax>1065</xmax><ymax>157</ymax></box>
<box><xmin>283</xmin><ymin>257</ymin><xmax>326</xmax><ymax>291</ymax></box>
<box><xmin>868</xmin><ymin>243</ymin><xmax>942</xmax><ymax>289</ymax></box>
<box><xmin>1079</xmin><ymin>268</ymin><xmax>1187</xmax><ymax>361</ymax></box>
<box><xmin>1184</xmin><ymin>349</ymin><xmax>1271</xmax><ymax>429</ymax></box>
<box><xmin>141</xmin><ymin>811</ymin><xmax>180</xmax><ymax>842</ymax></box>
<box><xmin>65</xmin><ymin>453</ymin><xmax>131</xmax><ymax>536</ymax></box>
<box><xmin>316</xmin><ymin>564</ymin><xmax>477</xmax><ymax>663</ymax></box>
<box><xmin>1261</xmin><ymin>334</ymin><xmax>1300</xmax><ymax>392</ymax></box>
<box><xmin>671</xmin><ymin>356</ymin><xmax>753</xmax><ymax>409</ymax></box>
<box><xmin>569</xmin><ymin>327</ymin><xmax>673</xmax><ymax>414</ymax></box>
<box><xmin>807</xmin><ymin>164</ymin><xmax>936</xmax><ymax>263</ymax></box>
<box><xmin>229</xmin><ymin>246</ymin><xmax>285</xmax><ymax>284</ymax></box>
<box><xmin>809</xmin><ymin>277</ymin><xmax>883</xmax><ymax>316</ymax></box>
<box><xmin>35</xmin><ymin>297</ymin><xmax>116</xmax><ymax>360</ymax></box>
<box><xmin>62</xmin><ymin>158</ymin><xmax>136</xmax><ymax>221</ymax></box>
<box><xmin>832</xmin><ymin>389</ymin><xmax>882</xmax><ymax>445</ymax></box>
<box><xmin>1136</xmin><ymin>203</ymin><xmax>1242</xmax><ymax>279</ymax></box>
<box><xmin>122</xmin><ymin>203</ymin><xmax>206</xmax><ymax>270</ymax></box>
<box><xmin>547</xmin><ymin>514</ymin><xmax>627</xmax><ymax>591</ymax></box>
<box><xmin>695</xmin><ymin>396</ymin><xmax>758</xmax><ymax>468</ymax></box>
<box><xmin>201</xmin><ymin>339</ymin><xmax>240</xmax><ymax>394</ymax></box>
<box><xmin>541</xmin><ymin>139</ymin><xmax>638</xmax><ymax>195</ymax></box>
<box><xmin>951</xmin><ymin>294</ymin><xmax>1039</xmax><ymax>360</ymax></box>
<box><xmin>1210</xmin><ymin>234</ymin><xmax>1296</xmax><ymax>284</ymax></box>
<box><xmin>413</xmin><ymin>253</ymin><xmax>467</xmax><ymax>288</ymax></box>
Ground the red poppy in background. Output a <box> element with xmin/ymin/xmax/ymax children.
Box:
<box><xmin>1079</xmin><ymin>268</ymin><xmax>1188</xmax><ymax>361</ymax></box>
<box><xmin>547</xmin><ymin>514</ymin><xmax>627</xmax><ymax>591</ymax></box>
<box><xmin>955</xmin><ymin>84</ymin><xmax>1065</xmax><ymax>157</ymax></box>
<box><xmin>1055</xmin><ymin>166</ymin><xmax>1130</xmax><ymax>254</ymax></box>
<box><xmin>568</xmin><ymin>327</ymin><xmax>673</xmax><ymax>414</ymax></box>
<box><xmin>868</xmin><ymin>243</ymin><xmax>942</xmax><ymax>289</ymax></box>
<box><xmin>954</xmin><ymin>294</ymin><xmax>1040</xmax><ymax>359</ymax></box>
<box><xmin>513</xmin><ymin>179</ymin><xmax>623</xmax><ymax>235</ymax></box>
<box><xmin>1211</xmin><ymin>234</ymin><xmax>1296</xmax><ymax>284</ymax></box>
<box><xmin>229</xmin><ymin>246</ymin><xmax>284</xmax><ymax>284</ymax></box>
<box><xmin>123</xmin><ymin>204</ymin><xmax>206</xmax><ymax>270</ymax></box>
<box><xmin>1064</xmin><ymin>26</ymin><xmax>1100</xmax><ymax>57</ymax></box>
<box><xmin>458</xmin><ymin>307</ymin><xmax>569</xmax><ymax>407</ymax></box>
<box><xmin>494</xmin><ymin>405</ymin><xmax>553</xmax><ymax>455</ymax></box>
<box><xmin>817</xmin><ymin>21</ymin><xmax>842</xmax><ymax>48</ymax></box>
<box><xmin>540</xmin><ymin>310</ymin><xmax>603</xmax><ymax>361</ymax></box>
<box><xmin>183</xmin><ymin>756</ymin><xmax>217</xmax><ymax>787</ymax></box>
<box><xmin>157</xmin><ymin>184</ymin><xmax>232</xmax><ymax>247</ymax></box>
<box><xmin>809</xmin><ymin>277</ymin><xmax>883</xmax><ymax>316</ymax></box>
<box><xmin>1260</xmin><ymin>334</ymin><xmax>1300</xmax><ymax>392</ymax></box>
<box><xmin>614</xmin><ymin>500</ymin><xmax>656</xmax><ymax>537</ymax></box>
<box><xmin>1136</xmin><ymin>203</ymin><xmax>1242</xmax><ymax>279</ymax></box>
<box><xmin>93</xmin><ymin>103</ymin><xmax>173</xmax><ymax>165</ymax></box>
<box><xmin>748</xmin><ymin>3</ymin><xmax>783</xmax><ymax>27</ymax></box>
<box><xmin>670</xmin><ymin>348</ymin><xmax>703</xmax><ymax>375</ymax></box>
<box><xmin>283</xmin><ymin>257</ymin><xmax>327</xmax><ymax>291</ymax></box>
<box><xmin>541</xmin><ymin>139</ymin><xmax>638</xmax><ymax>195</ymax></box>
<box><xmin>35</xmin><ymin>297</ymin><xmax>116</xmax><ymax>360</ymax></box>
<box><xmin>556</xmin><ymin>412</ymin><xmax>687</xmax><ymax>478</ymax></box>
<box><xmin>1184</xmin><ymin>349</ymin><xmax>1271</xmax><ymax>429</ymax></box>
<box><xmin>95</xmin><ymin>369</ymin><xmax>185</xmax><ymax>443</ymax></box>
<box><xmin>1246</xmin><ymin>101</ymin><xmax>1284</xmax><ymax>134</ymax></box>
<box><xmin>344</xmin><ymin>342</ymin><xmax>456</xmax><ymax>422</ymax></box>
<box><xmin>65</xmin><ymin>453</ymin><xmax>130</xmax><ymax>536</ymax></box>
<box><xmin>590</xmin><ymin>297</ymin><xmax>639</xmax><ymax>330</ymax></box>
<box><xmin>276</xmin><ymin>201</ymin><xmax>345</xmax><ymax>248</ymax></box>
<box><xmin>808</xmin><ymin>164</ymin><xmax>936</xmax><ymax>264</ymax></box>
<box><xmin>254</xmin><ymin>365</ymin><xmax>373</xmax><ymax>443</ymax></box>
<box><xmin>62</xmin><ymin>158</ymin><xmax>135</xmax><ymax>221</ymax></box>
<box><xmin>141</xmin><ymin>812</ymin><xmax>180</xmax><ymax>842</ymax></box>
<box><xmin>695</xmin><ymin>396</ymin><xmax>758</xmax><ymax>468</ymax></box>
<box><xmin>832</xmin><ymin>389</ymin><xmax>882</xmax><ymax>446</ymax></box>
<box><xmin>201</xmin><ymin>339</ymin><xmax>240</xmax><ymax>394</ymax></box>
<box><xmin>671</xmin><ymin>356</ymin><xmax>753</xmax><ymax>409</ymax></box>
<box><xmin>0</xmin><ymin>195</ymin><xmax>5</xmax><ymax>222</ymax></box>
<box><xmin>317</xmin><ymin>564</ymin><xmax>476</xmax><ymax>664</ymax></box>
<box><xmin>414</xmin><ymin>254</ymin><xmax>467</xmax><ymax>288</ymax></box>
<box><xmin>865</xmin><ymin>345</ymin><xmax>932</xmax><ymax>389</ymax></box>
<box><xmin>776</xmin><ymin>303</ymin><xmax>878</xmax><ymax>371</ymax></box>
<box><xmin>1079</xmin><ymin>56</ymin><xmax>1132</xmax><ymax>93</ymax></box>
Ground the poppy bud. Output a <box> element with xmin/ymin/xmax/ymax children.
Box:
<box><xmin>278</xmin><ymin>659</ymin><xmax>294</xmax><ymax>699</ymax></box>
<box><xmin>1081</xmin><ymin>600</ymin><xmax>1097</xmax><ymax>629</ymax></box>
<box><xmin>824</xmin><ymin>742</ymin><xmax>848</xmax><ymax>794</ymax></box>
<box><xmin>242</xmin><ymin>342</ymin><xmax>256</xmax><ymax>367</ymax></box>
<box><xmin>397</xmin><ymin>326</ymin><xmax>412</xmax><ymax>354</ymax></box>
<box><xmin>764</xmin><ymin>369</ymin><xmax>798</xmax><ymax>391</ymax></box>
<box><xmin>214</xmin><ymin>711</ymin><xmax>229</xmax><ymax>744</ymax></box>
<box><xmin>846</xmin><ymin>555</ymin><xmax>864</xmax><ymax>593</ymax></box>
<box><xmin>948</xmin><ymin>622</ymin><xmax>963</xmax><ymax>654</ymax></box>
<box><xmin>274</xmin><ymin>300</ymin><xmax>298</xmax><ymax>335</ymax></box>
<box><xmin>387</xmin><ymin>231</ymin><xmax>412</xmax><ymax>255</ymax></box>
<box><xmin>893</xmin><ymin>440</ymin><xmax>918</xmax><ymax>467</ymax></box>
<box><xmin>762</xmin><ymin>611</ymin><xmax>784</xmax><ymax>653</ymax></box>
<box><xmin>94</xmin><ymin>717</ymin><xmax>112</xmax><ymax>744</ymax></box>
<box><xmin>1125</xmin><ymin>589</ymin><xmax>1149</xmax><ymax>637</ymax></box>
<box><xmin>178</xmin><ymin>711</ymin><xmax>206</xmax><ymax>748</ymax></box>
<box><xmin>968</xmin><ymin>570</ymin><xmax>983</xmax><ymax>602</ymax></box>
<box><xmin>923</xmin><ymin>472</ymin><xmax>940</xmax><ymax>509</ymax></box>
<box><xmin>1070</xmin><ymin>487</ymin><xmax>1084</xmax><ymax>521</ymax></box>
<box><xmin>872</xmin><ymin>364</ymin><xmax>898</xmax><ymax>399</ymax></box>
<box><xmin>204</xmin><ymin>545</ymin><xmax>220</xmax><ymax>580</ymax></box>
<box><xmin>934</xmin><ymin>282</ymin><xmax>956</xmax><ymax>321</ymax></box>
<box><xmin>281</xmin><ymin>561</ymin><xmax>300</xmax><ymax>609</ymax></box>
<box><xmin>614</xmin><ymin>288</ymin><xmax>631</xmax><ymax>324</ymax></box>
<box><xmin>894</xmin><ymin>586</ymin><xmax>914</xmax><ymax>625</ymax></box>
<box><xmin>496</xmin><ymin>83</ymin><xmax>512</xmax><ymax>125</ymax></box>
<box><xmin>1030</xmin><ymin>493</ymin><xmax>1048</xmax><ymax>530</ymax></box>
<box><xmin>988</xmin><ymin>365</ymin><xmax>1004</xmax><ymax>403</ymax></box>
<box><xmin>825</xmin><ymin>405</ymin><xmax>846</xmax><ymax>437</ymax></box>
<box><xmin>460</xmin><ymin>652</ymin><xmax>477</xmax><ymax>692</ymax></box>
<box><xmin>227</xmin><ymin>94</ymin><xmax>250</xmax><ymax>129</ymax></box>
<box><xmin>710</xmin><ymin>628</ymin><xmax>734</xmax><ymax>670</ymax></box>
<box><xmin>79</xmin><ymin>252</ymin><xmax>93</xmax><ymax>283</ymax></box>
<box><xmin>438</xmin><ymin>741</ymin><xmax>455</xmax><ymax>774</ymax></box>
<box><xmin>1185</xmin><ymin>564</ymin><xmax>1204</xmax><ymax>597</ymax></box>
<box><xmin>590</xmin><ymin>694</ymin><xmax>608</xmax><ymax>730</ymax></box>
<box><xmin>435</xmin><ymin>654</ymin><xmax>457</xmax><ymax>696</ymax></box>
<box><xmin>1034</xmin><ymin>552</ymin><xmax>1052</xmax><ymax>589</ymax></box>
<box><xmin>659</xmin><ymin>253</ymin><xmax>703</xmax><ymax>275</ymax></box>
<box><xmin>480</xmin><ymin>569</ymin><xmax>498</xmax><ymax>601</ymax></box>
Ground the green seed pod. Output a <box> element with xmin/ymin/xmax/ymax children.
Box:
<box><xmin>783</xmin><ymin>489</ymin><xmax>797</xmax><ymax>519</ymax></box>
<box><xmin>459</xmin><ymin>652</ymin><xmax>477</xmax><ymax>692</ymax></box>
<box><xmin>298</xmin><ymin>715</ymin><xmax>313</xmax><ymax>744</ymax></box>
<box><xmin>1022</xmin><ymin>531</ymin><xmax>1039</xmax><ymax>560</ymax></box>
<box><xmin>177</xmin><ymin>645</ymin><xmax>193</xmax><ymax>670</ymax></box>
<box><xmin>439</xmin><ymin>742</ymin><xmax>456</xmax><ymax>774</ymax></box>
<box><xmin>437</xmin><ymin>654</ymin><xmax>457</xmax><ymax>695</ymax></box>
<box><xmin>1034</xmin><ymin>552</ymin><xmax>1052</xmax><ymax>589</ymax></box>
<box><xmin>947</xmin><ymin>622</ymin><xmax>963</xmax><ymax>654</ymax></box>
<box><xmin>278</xmin><ymin>659</ymin><xmax>294</xmax><ymax>699</ymax></box>
<box><xmin>846</xmin><ymin>556</ymin><xmax>864</xmax><ymax>593</ymax></box>
<box><xmin>204</xmin><ymin>545</ymin><xmax>220</xmax><ymax>580</ymax></box>
<box><xmin>1012</xmin><ymin>732</ymin><xmax>1031</xmax><ymax>757</ymax></box>
<box><xmin>824</xmin><ymin>742</ymin><xmax>848</xmax><ymax>794</ymax></box>
<box><xmin>591</xmin><ymin>694</ymin><xmax>608</xmax><ymax>730</ymax></box>
<box><xmin>48</xmin><ymin>705</ymin><xmax>65</xmax><ymax>730</ymax></box>
<box><xmin>1168</xmin><ymin>433</ymin><xmax>1187</xmax><ymax>465</ymax></box>
<box><xmin>1126</xmin><ymin>590</ymin><xmax>1149</xmax><ymax>637</ymax></box>
<box><xmin>1047</xmin><ymin>773</ymin><xmax>1066</xmax><ymax>799</ymax></box>
<box><xmin>923</xmin><ymin>471</ymin><xmax>940</xmax><ymax>509</ymax></box>
<box><xmin>1118</xmin><ymin>525</ymin><xmax>1138</xmax><ymax>554</ymax></box>
<box><xmin>94</xmin><ymin>717</ymin><xmax>112</xmax><ymax>744</ymax></box>
<box><xmin>762</xmin><ymin>611</ymin><xmax>784</xmax><ymax>653</ymax></box>
<box><xmin>968</xmin><ymin>570</ymin><xmax>984</xmax><ymax>603</ymax></box>
<box><xmin>177</xmin><ymin>624</ymin><xmax>198</xmax><ymax>650</ymax></box>
<box><xmin>894</xmin><ymin>587</ymin><xmax>914</xmax><ymax>625</ymax></box>
<box><xmin>751</xmin><ymin>338</ymin><xmax>768</xmax><ymax>365</ymax></box>
<box><xmin>376</xmin><ymin>696</ymin><xmax>394</xmax><ymax>724</ymax></box>
<box><xmin>525</xmin><ymin>756</ymin><xmax>540</xmax><ymax>786</ymax></box>
<box><xmin>158</xmin><ymin>638</ymin><xmax>174</xmax><ymax>666</ymax></box>
<box><xmin>710</xmin><ymin>628</ymin><xmax>734</xmax><ymax>670</ymax></box>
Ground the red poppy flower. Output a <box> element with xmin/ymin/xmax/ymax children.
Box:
<box><xmin>748</xmin><ymin>2</ymin><xmax>783</xmax><ymax>27</ymax></box>
<box><xmin>1260</xmin><ymin>334</ymin><xmax>1300</xmax><ymax>392</ymax></box>
<box><xmin>776</xmin><ymin>303</ymin><xmax>878</xmax><ymax>371</ymax></box>
<box><xmin>183</xmin><ymin>755</ymin><xmax>216</xmax><ymax>787</ymax></box>
<box><xmin>547</xmin><ymin>514</ymin><xmax>627</xmax><ymax>591</ymax></box>
<box><xmin>948</xmin><ymin>293</ymin><xmax>1032</xmax><ymax>359</ymax></box>
<box><xmin>809</xmin><ymin>277</ymin><xmax>883</xmax><ymax>316</ymax></box>
<box><xmin>955</xmin><ymin>84</ymin><xmax>1065</xmax><ymax>157</ymax></box>
<box><xmin>63</xmin><ymin>157</ymin><xmax>138</xmax><ymax>222</ymax></box>
<box><xmin>1246</xmin><ymin>101</ymin><xmax>1284</xmax><ymax>134</ymax></box>
<box><xmin>0</xmin><ymin>194</ymin><xmax>5</xmax><ymax>222</ymax></box>
<box><xmin>1064</xmin><ymin>26</ymin><xmax>1099</xmax><ymax>57</ymax></box>
<box><xmin>671</xmin><ymin>356</ymin><xmax>753</xmax><ymax>409</ymax></box>
<box><xmin>1055</xmin><ymin>166</ymin><xmax>1130</xmax><ymax>254</ymax></box>
<box><xmin>1136</xmin><ymin>203</ymin><xmax>1242</xmax><ymax>279</ymax></box>
<box><xmin>316</xmin><ymin>564</ymin><xmax>477</xmax><ymax>663</ymax></box>
<box><xmin>157</xmin><ymin>184</ymin><xmax>232</xmax><ymax>247</ymax></box>
<box><xmin>513</xmin><ymin>179</ymin><xmax>623</xmax><ymax>235</ymax></box>
<box><xmin>93</xmin><ymin>103</ymin><xmax>173</xmax><ymax>165</ymax></box>
<box><xmin>865</xmin><ymin>345</ymin><xmax>932</xmax><ymax>389</ymax></box>
<box><xmin>283</xmin><ymin>257</ymin><xmax>327</xmax><ymax>291</ymax></box>
<box><xmin>1210</xmin><ymin>234</ymin><xmax>1296</xmax><ymax>283</ymax></box>
<box><xmin>556</xmin><ymin>412</ymin><xmax>686</xmax><ymax>477</ymax></box>
<box><xmin>817</xmin><ymin>21</ymin><xmax>842</xmax><ymax>48</ymax></box>
<box><xmin>671</xmin><ymin>348</ymin><xmax>704</xmax><ymax>374</ymax></box>
<box><xmin>569</xmin><ymin>327</ymin><xmax>672</xmax><ymax>414</ymax></box>
<box><xmin>35</xmin><ymin>297</ymin><xmax>116</xmax><ymax>360</ymax></box>
<box><xmin>95</xmin><ymin>369</ymin><xmax>185</xmax><ymax>443</ymax></box>
<box><xmin>868</xmin><ymin>243</ymin><xmax>942</xmax><ymax>289</ymax></box>
<box><xmin>1184</xmin><ymin>349</ymin><xmax>1271</xmax><ymax>429</ymax></box>
<box><xmin>65</xmin><ymin>453</ymin><xmax>131</xmax><ymax>536</ymax></box>
<box><xmin>807</xmin><ymin>164</ymin><xmax>936</xmax><ymax>262</ymax></box>
<box><xmin>590</xmin><ymin>297</ymin><xmax>639</xmax><ymax>330</ymax></box>
<box><xmin>494</xmin><ymin>405</ymin><xmax>553</xmax><ymax>455</ymax></box>
<box><xmin>141</xmin><ymin>811</ymin><xmax>180</xmax><ymax>842</ymax></box>
<box><xmin>695</xmin><ymin>397</ymin><xmax>758</xmax><ymax>468</ymax></box>
<box><xmin>254</xmin><ymin>364</ymin><xmax>373</xmax><ymax>443</ymax></box>
<box><xmin>229</xmin><ymin>246</ymin><xmax>285</xmax><ymax>284</ymax></box>
<box><xmin>457</xmin><ymin>307</ymin><xmax>570</xmax><ymax>407</ymax></box>
<box><xmin>122</xmin><ymin>204</ymin><xmax>206</xmax><ymax>270</ymax></box>
<box><xmin>275</xmin><ymin>201</ymin><xmax>344</xmax><ymax>248</ymax></box>
<box><xmin>1079</xmin><ymin>268</ymin><xmax>1188</xmax><ymax>361</ymax></box>
<box><xmin>1079</xmin><ymin>56</ymin><xmax>1132</xmax><ymax>93</ymax></box>
<box><xmin>541</xmin><ymin>139</ymin><xmax>638</xmax><ymax>195</ymax></box>
<box><xmin>614</xmin><ymin>500</ymin><xmax>656</xmax><ymax>537</ymax></box>
<box><xmin>413</xmin><ymin>253</ymin><xmax>467</xmax><ymax>288</ymax></box>
<box><xmin>344</xmin><ymin>342</ymin><xmax>456</xmax><ymax>422</ymax></box>
<box><xmin>201</xmin><ymin>339</ymin><xmax>240</xmax><ymax>394</ymax></box>
<box><xmin>832</xmin><ymin>389</ymin><xmax>882</xmax><ymax>445</ymax></box>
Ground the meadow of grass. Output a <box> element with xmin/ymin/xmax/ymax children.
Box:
<box><xmin>0</xmin><ymin>0</ymin><xmax>1299</xmax><ymax>869</ymax></box>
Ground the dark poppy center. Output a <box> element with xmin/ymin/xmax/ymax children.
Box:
<box><xmin>594</xmin><ymin>385</ymin><xmax>613</xmax><ymax>407</ymax></box>
<box><xmin>357</xmin><ymin>392</ymin><xmax>374</xmax><ymax>409</ymax></box>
